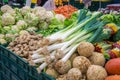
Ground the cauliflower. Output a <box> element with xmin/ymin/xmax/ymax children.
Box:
<box><xmin>0</xmin><ymin>39</ymin><xmax>7</xmax><ymax>44</ymax></box>
<box><xmin>6</xmin><ymin>9</ymin><xmax>16</xmax><ymax>16</ymax></box>
<box><xmin>11</xmin><ymin>25</ymin><xmax>19</xmax><ymax>31</ymax></box>
<box><xmin>55</xmin><ymin>14</ymin><xmax>66</xmax><ymax>22</ymax></box>
<box><xmin>24</xmin><ymin>13</ymin><xmax>39</xmax><ymax>26</ymax></box>
<box><xmin>16</xmin><ymin>20</ymin><xmax>27</xmax><ymax>30</ymax></box>
<box><xmin>0</xmin><ymin>34</ymin><xmax>5</xmax><ymax>39</ymax></box>
<box><xmin>20</xmin><ymin>6</ymin><xmax>31</xmax><ymax>16</ymax></box>
<box><xmin>38</xmin><ymin>22</ymin><xmax>49</xmax><ymax>29</ymax></box>
<box><xmin>32</xmin><ymin>7</ymin><xmax>47</xmax><ymax>21</ymax></box>
<box><xmin>32</xmin><ymin>7</ymin><xmax>46</xmax><ymax>14</ymax></box>
<box><xmin>26</xmin><ymin>27</ymin><xmax>37</xmax><ymax>32</ymax></box>
<box><xmin>3</xmin><ymin>26</ymin><xmax>11</xmax><ymax>33</ymax></box>
<box><xmin>1</xmin><ymin>5</ymin><xmax>13</xmax><ymax>13</ymax></box>
<box><xmin>5</xmin><ymin>33</ymin><xmax>16</xmax><ymax>42</ymax></box>
<box><xmin>2</xmin><ymin>13</ymin><xmax>15</xmax><ymax>26</ymax></box>
<box><xmin>45</xmin><ymin>11</ymin><xmax>54</xmax><ymax>22</ymax></box>
<box><xmin>19</xmin><ymin>30</ymin><xmax>29</xmax><ymax>35</ymax></box>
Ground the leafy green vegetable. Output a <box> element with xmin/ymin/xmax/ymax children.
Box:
<box><xmin>101</xmin><ymin>14</ymin><xmax>120</xmax><ymax>26</ymax></box>
<box><xmin>37</xmin><ymin>28</ymin><xmax>59</xmax><ymax>36</ymax></box>
<box><xmin>50</xmin><ymin>18</ymin><xmax>62</xmax><ymax>25</ymax></box>
<box><xmin>112</xmin><ymin>29</ymin><xmax>120</xmax><ymax>42</ymax></box>
<box><xmin>0</xmin><ymin>11</ymin><xmax>3</xmax><ymax>15</ymax></box>
<box><xmin>38</xmin><ymin>18</ymin><xmax>65</xmax><ymax>36</ymax></box>
<box><xmin>64</xmin><ymin>12</ymin><xmax>78</xmax><ymax>27</ymax></box>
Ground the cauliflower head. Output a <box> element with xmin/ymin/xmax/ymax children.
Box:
<box><xmin>11</xmin><ymin>25</ymin><xmax>19</xmax><ymax>31</ymax></box>
<box><xmin>55</xmin><ymin>14</ymin><xmax>66</xmax><ymax>22</ymax></box>
<box><xmin>45</xmin><ymin>11</ymin><xmax>54</xmax><ymax>22</ymax></box>
<box><xmin>16</xmin><ymin>20</ymin><xmax>27</xmax><ymax>30</ymax></box>
<box><xmin>1</xmin><ymin>5</ymin><xmax>13</xmax><ymax>13</ymax></box>
<box><xmin>32</xmin><ymin>7</ymin><xmax>47</xmax><ymax>20</ymax></box>
<box><xmin>32</xmin><ymin>7</ymin><xmax>46</xmax><ymax>14</ymax></box>
<box><xmin>24</xmin><ymin>13</ymin><xmax>39</xmax><ymax>26</ymax></box>
<box><xmin>2</xmin><ymin>13</ymin><xmax>15</xmax><ymax>26</ymax></box>
<box><xmin>20</xmin><ymin>6</ymin><xmax>31</xmax><ymax>16</ymax></box>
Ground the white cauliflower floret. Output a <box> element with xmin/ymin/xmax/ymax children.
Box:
<box><xmin>55</xmin><ymin>14</ymin><xmax>66</xmax><ymax>22</ymax></box>
<box><xmin>26</xmin><ymin>27</ymin><xmax>37</xmax><ymax>32</ymax></box>
<box><xmin>32</xmin><ymin>7</ymin><xmax>47</xmax><ymax>21</ymax></box>
<box><xmin>0</xmin><ymin>39</ymin><xmax>7</xmax><ymax>44</ymax></box>
<box><xmin>24</xmin><ymin>13</ymin><xmax>39</xmax><ymax>26</ymax></box>
<box><xmin>11</xmin><ymin>25</ymin><xmax>19</xmax><ymax>31</ymax></box>
<box><xmin>19</xmin><ymin>30</ymin><xmax>29</xmax><ymax>35</ymax></box>
<box><xmin>6</xmin><ymin>9</ymin><xmax>16</xmax><ymax>16</ymax></box>
<box><xmin>3</xmin><ymin>26</ymin><xmax>11</xmax><ymax>32</ymax></box>
<box><xmin>45</xmin><ymin>11</ymin><xmax>54</xmax><ymax>22</ymax></box>
<box><xmin>2</xmin><ymin>13</ymin><xmax>15</xmax><ymax>26</ymax></box>
<box><xmin>16</xmin><ymin>20</ymin><xmax>27</xmax><ymax>30</ymax></box>
<box><xmin>38</xmin><ymin>22</ymin><xmax>49</xmax><ymax>29</ymax></box>
<box><xmin>20</xmin><ymin>6</ymin><xmax>31</xmax><ymax>16</ymax></box>
<box><xmin>0</xmin><ymin>34</ymin><xmax>5</xmax><ymax>39</ymax></box>
<box><xmin>32</xmin><ymin>7</ymin><xmax>46</xmax><ymax>14</ymax></box>
<box><xmin>1</xmin><ymin>5</ymin><xmax>13</xmax><ymax>13</ymax></box>
<box><xmin>5</xmin><ymin>33</ymin><xmax>17</xmax><ymax>42</ymax></box>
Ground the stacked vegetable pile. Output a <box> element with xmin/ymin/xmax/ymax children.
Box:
<box><xmin>1</xmin><ymin>4</ymin><xmax>120</xmax><ymax>80</ymax></box>
<box><xmin>0</xmin><ymin>5</ymin><xmax>66</xmax><ymax>44</ymax></box>
<box><xmin>54</xmin><ymin>5</ymin><xmax>78</xmax><ymax>18</ymax></box>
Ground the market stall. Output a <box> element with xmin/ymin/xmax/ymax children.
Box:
<box><xmin>0</xmin><ymin>1</ymin><xmax>120</xmax><ymax>80</ymax></box>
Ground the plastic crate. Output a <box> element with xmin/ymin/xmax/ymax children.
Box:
<box><xmin>1</xmin><ymin>54</ymin><xmax>29</xmax><ymax>80</ymax></box>
<box><xmin>0</xmin><ymin>45</ymin><xmax>55</xmax><ymax>80</ymax></box>
<box><xmin>0</xmin><ymin>45</ymin><xmax>29</xmax><ymax>71</ymax></box>
<box><xmin>1</xmin><ymin>63</ymin><xmax>21</xmax><ymax>80</ymax></box>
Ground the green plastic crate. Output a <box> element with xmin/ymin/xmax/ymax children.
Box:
<box><xmin>1</xmin><ymin>63</ymin><xmax>21</xmax><ymax>80</ymax></box>
<box><xmin>0</xmin><ymin>45</ymin><xmax>55</xmax><ymax>80</ymax></box>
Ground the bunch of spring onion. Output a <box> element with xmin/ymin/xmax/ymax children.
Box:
<box><xmin>31</xmin><ymin>9</ymin><xmax>107</xmax><ymax>72</ymax></box>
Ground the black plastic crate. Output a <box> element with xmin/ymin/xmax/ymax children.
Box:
<box><xmin>0</xmin><ymin>45</ymin><xmax>55</xmax><ymax>80</ymax></box>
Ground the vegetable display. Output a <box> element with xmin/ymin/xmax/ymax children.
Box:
<box><xmin>54</xmin><ymin>5</ymin><xmax>78</xmax><ymax>18</ymax></box>
<box><xmin>0</xmin><ymin>5</ymin><xmax>65</xmax><ymax>44</ymax></box>
<box><xmin>1</xmin><ymin>4</ymin><xmax>120</xmax><ymax>80</ymax></box>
